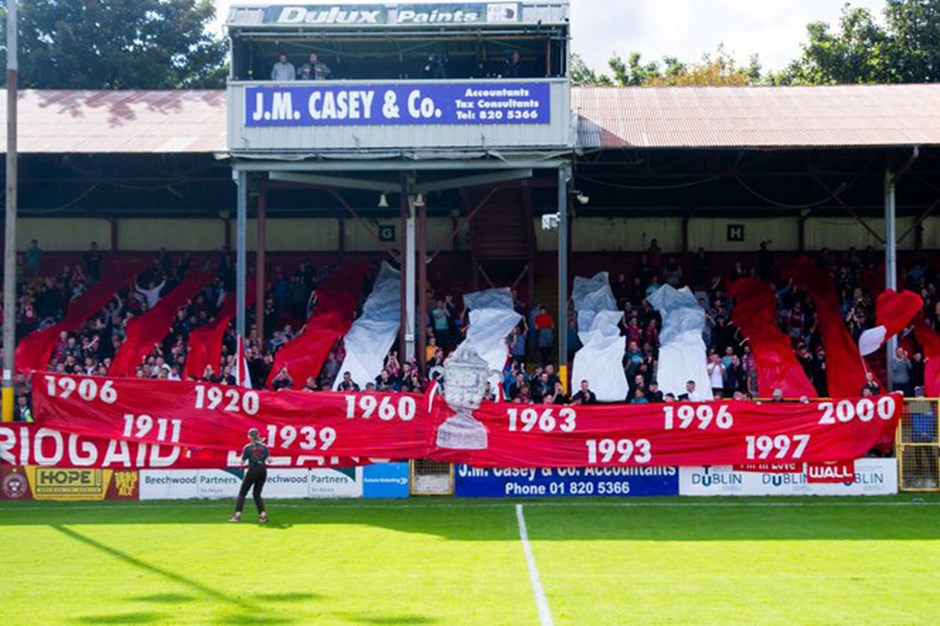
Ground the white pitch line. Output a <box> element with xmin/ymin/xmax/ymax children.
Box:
<box><xmin>515</xmin><ymin>503</ymin><xmax>554</xmax><ymax>626</ymax></box>
<box><xmin>0</xmin><ymin>499</ymin><xmax>938</xmax><ymax>513</ymax></box>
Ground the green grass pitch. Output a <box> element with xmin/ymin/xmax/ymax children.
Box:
<box><xmin>2</xmin><ymin>496</ymin><xmax>939</xmax><ymax>625</ymax></box>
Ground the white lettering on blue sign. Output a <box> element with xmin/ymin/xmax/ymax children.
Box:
<box><xmin>245</xmin><ymin>82</ymin><xmax>550</xmax><ymax>127</ymax></box>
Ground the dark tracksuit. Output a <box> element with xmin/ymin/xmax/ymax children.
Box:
<box><xmin>235</xmin><ymin>442</ymin><xmax>269</xmax><ymax>514</ymax></box>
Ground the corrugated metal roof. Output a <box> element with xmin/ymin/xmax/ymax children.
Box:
<box><xmin>4</xmin><ymin>84</ymin><xmax>940</xmax><ymax>154</ymax></box>
<box><xmin>572</xmin><ymin>84</ymin><xmax>940</xmax><ymax>149</ymax></box>
<box><xmin>0</xmin><ymin>90</ymin><xmax>227</xmax><ymax>153</ymax></box>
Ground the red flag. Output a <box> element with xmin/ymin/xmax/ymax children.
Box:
<box><xmin>265</xmin><ymin>264</ymin><xmax>369</xmax><ymax>388</ymax></box>
<box><xmin>914</xmin><ymin>317</ymin><xmax>940</xmax><ymax>397</ymax></box>
<box><xmin>729</xmin><ymin>279</ymin><xmax>816</xmax><ymax>398</ymax></box>
<box><xmin>109</xmin><ymin>271</ymin><xmax>214</xmax><ymax>377</ymax></box>
<box><xmin>858</xmin><ymin>289</ymin><xmax>923</xmax><ymax>356</ymax></box>
<box><xmin>781</xmin><ymin>259</ymin><xmax>872</xmax><ymax>397</ymax></box>
<box><xmin>184</xmin><ymin>282</ymin><xmax>257</xmax><ymax>381</ymax></box>
<box><xmin>15</xmin><ymin>259</ymin><xmax>147</xmax><ymax>374</ymax></box>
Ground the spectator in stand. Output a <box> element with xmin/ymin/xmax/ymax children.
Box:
<box><xmin>271</xmin><ymin>52</ymin><xmax>296</xmax><ymax>81</ymax></box>
<box><xmin>636</xmin><ymin>254</ymin><xmax>655</xmax><ymax>288</ymax></box>
<box><xmin>299</xmin><ymin>52</ymin><xmax>332</xmax><ymax>80</ymax></box>
<box><xmin>271</xmin><ymin>366</ymin><xmax>294</xmax><ymax>391</ymax></box>
<box><xmin>646</xmin><ymin>380</ymin><xmax>664</xmax><ymax>403</ymax></box>
<box><xmin>320</xmin><ymin>350</ymin><xmax>340</xmax><ymax>387</ymax></box>
<box><xmin>82</xmin><ymin>241</ymin><xmax>101</xmax><ymax>283</ymax></box>
<box><xmin>613</xmin><ymin>272</ymin><xmax>629</xmax><ymax>307</ymax></box>
<box><xmin>503</xmin><ymin>49</ymin><xmax>524</xmax><ymax>78</ymax></box>
<box><xmin>692</xmin><ymin>248</ymin><xmax>709</xmax><ymax>288</ymax></box>
<box><xmin>725</xmin><ymin>355</ymin><xmax>747</xmax><ymax>396</ymax></box>
<box><xmin>663</xmin><ymin>257</ymin><xmax>683</xmax><ymax>287</ymax></box>
<box><xmin>862</xmin><ymin>371</ymin><xmax>881</xmax><ymax>396</ymax></box>
<box><xmin>623</xmin><ymin>316</ymin><xmax>643</xmax><ymax>346</ymax></box>
<box><xmin>571</xmin><ymin>379</ymin><xmax>597</xmax><ymax>405</ymax></box>
<box><xmin>551</xmin><ymin>381</ymin><xmax>569</xmax><ymax>405</ymax></box>
<box><xmin>624</xmin><ymin>340</ymin><xmax>642</xmax><ymax>379</ymax></box>
<box><xmin>911</xmin><ymin>350</ymin><xmax>925</xmax><ymax>392</ymax></box>
<box><xmin>646</xmin><ymin>239</ymin><xmax>663</xmax><ymax>272</ymax></box>
<box><xmin>375</xmin><ymin>369</ymin><xmax>394</xmax><ymax>391</ymax></box>
<box><xmin>15</xmin><ymin>395</ymin><xmax>33</xmax><ymax>422</ymax></box>
<box><xmin>534</xmin><ymin>306</ymin><xmax>554</xmax><ymax>366</ymax></box>
<box><xmin>134</xmin><ymin>276</ymin><xmax>166</xmax><ymax>311</ymax></box>
<box><xmin>566</xmin><ymin>317</ymin><xmax>581</xmax><ymax>363</ymax></box>
<box><xmin>507</xmin><ymin>371</ymin><xmax>526</xmax><ymax>400</ymax></box>
<box><xmin>427</xmin><ymin>351</ymin><xmax>445</xmax><ymax>380</ymax></box>
<box><xmin>399</xmin><ymin>362</ymin><xmax>422</xmax><ymax>392</ymax></box>
<box><xmin>889</xmin><ymin>347</ymin><xmax>913</xmax><ymax>397</ymax></box>
<box><xmin>157</xmin><ymin>248</ymin><xmax>172</xmax><ymax>277</ymax></box>
<box><xmin>758</xmin><ymin>240</ymin><xmax>774</xmax><ymax>282</ymax></box>
<box><xmin>628</xmin><ymin>374</ymin><xmax>646</xmax><ymax>400</ymax></box>
<box><xmin>302</xmin><ymin>376</ymin><xmax>319</xmax><ymax>392</ymax></box>
<box><xmin>680</xmin><ymin>380</ymin><xmax>700</xmax><ymax>402</ymax></box>
<box><xmin>532</xmin><ymin>372</ymin><xmax>553</xmax><ymax>402</ymax></box>
<box><xmin>509</xmin><ymin>325</ymin><xmax>527</xmax><ymax>366</ymax></box>
<box><xmin>707</xmin><ymin>352</ymin><xmax>725</xmax><ymax>397</ymax></box>
<box><xmin>431</xmin><ymin>300</ymin><xmax>450</xmax><ymax>350</ymax></box>
<box><xmin>25</xmin><ymin>239</ymin><xmax>42</xmax><ymax>279</ymax></box>
<box><xmin>425</xmin><ymin>336</ymin><xmax>440</xmax><ymax>364</ymax></box>
<box><xmin>338</xmin><ymin>371</ymin><xmax>360</xmax><ymax>392</ymax></box>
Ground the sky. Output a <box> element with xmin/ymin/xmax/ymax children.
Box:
<box><xmin>212</xmin><ymin>0</ymin><xmax>888</xmax><ymax>74</ymax></box>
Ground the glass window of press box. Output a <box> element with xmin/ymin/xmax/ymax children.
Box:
<box><xmin>226</xmin><ymin>3</ymin><xmax>570</xmax><ymax>82</ymax></box>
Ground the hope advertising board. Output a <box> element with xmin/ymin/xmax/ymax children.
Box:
<box><xmin>455</xmin><ymin>465</ymin><xmax>679</xmax><ymax>498</ymax></box>
<box><xmin>245</xmin><ymin>83</ymin><xmax>550</xmax><ymax>127</ymax></box>
<box><xmin>139</xmin><ymin>467</ymin><xmax>364</xmax><ymax>501</ymax></box>
<box><xmin>679</xmin><ymin>458</ymin><xmax>898</xmax><ymax>496</ymax></box>
<box><xmin>0</xmin><ymin>465</ymin><xmax>139</xmax><ymax>501</ymax></box>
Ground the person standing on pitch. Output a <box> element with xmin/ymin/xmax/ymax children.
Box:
<box><xmin>230</xmin><ymin>428</ymin><xmax>270</xmax><ymax>523</ymax></box>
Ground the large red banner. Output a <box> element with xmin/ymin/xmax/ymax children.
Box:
<box><xmin>23</xmin><ymin>374</ymin><xmax>901</xmax><ymax>469</ymax></box>
<box><xmin>424</xmin><ymin>393</ymin><xmax>898</xmax><ymax>467</ymax></box>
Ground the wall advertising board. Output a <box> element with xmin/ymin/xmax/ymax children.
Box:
<box><xmin>454</xmin><ymin>465</ymin><xmax>679</xmax><ymax>498</ymax></box>
<box><xmin>679</xmin><ymin>458</ymin><xmax>898</xmax><ymax>496</ymax></box>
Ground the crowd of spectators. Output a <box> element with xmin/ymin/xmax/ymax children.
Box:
<box><xmin>488</xmin><ymin>239</ymin><xmax>939</xmax><ymax>407</ymax></box>
<box><xmin>268</xmin><ymin>48</ymin><xmax>536</xmax><ymax>82</ymax></box>
<box><xmin>5</xmin><ymin>236</ymin><xmax>940</xmax><ymax>422</ymax></box>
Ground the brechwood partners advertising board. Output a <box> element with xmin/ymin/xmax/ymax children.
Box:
<box><xmin>139</xmin><ymin>463</ymin><xmax>409</xmax><ymax>500</ymax></box>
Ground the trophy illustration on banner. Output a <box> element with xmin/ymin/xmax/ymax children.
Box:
<box><xmin>435</xmin><ymin>343</ymin><xmax>491</xmax><ymax>450</ymax></box>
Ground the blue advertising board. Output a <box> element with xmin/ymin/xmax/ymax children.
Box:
<box><xmin>245</xmin><ymin>82</ymin><xmax>550</xmax><ymax>127</ymax></box>
<box><xmin>454</xmin><ymin>465</ymin><xmax>679</xmax><ymax>498</ymax></box>
<box><xmin>363</xmin><ymin>463</ymin><xmax>410</xmax><ymax>499</ymax></box>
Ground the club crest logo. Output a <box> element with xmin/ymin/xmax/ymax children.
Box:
<box><xmin>2</xmin><ymin>471</ymin><xmax>29</xmax><ymax>499</ymax></box>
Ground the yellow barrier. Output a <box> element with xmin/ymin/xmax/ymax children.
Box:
<box><xmin>1</xmin><ymin>386</ymin><xmax>14</xmax><ymax>423</ymax></box>
<box><xmin>896</xmin><ymin>398</ymin><xmax>940</xmax><ymax>492</ymax></box>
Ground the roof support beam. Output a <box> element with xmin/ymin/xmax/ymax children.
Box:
<box><xmin>268</xmin><ymin>172</ymin><xmax>395</xmax><ymax>193</ymax></box>
<box><xmin>232</xmin><ymin>158</ymin><xmax>569</xmax><ymax>172</ymax></box>
<box><xmin>413</xmin><ymin>169</ymin><xmax>532</xmax><ymax>194</ymax></box>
